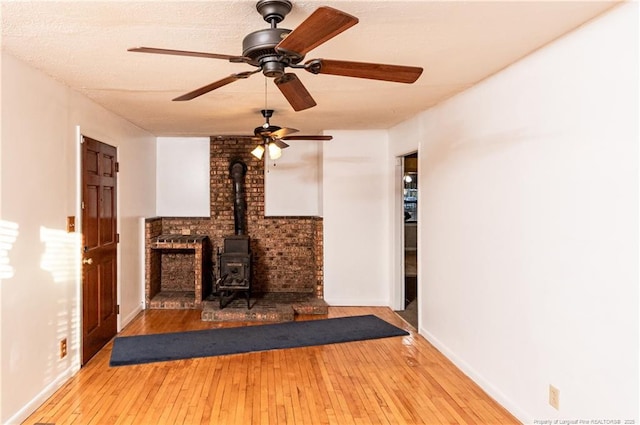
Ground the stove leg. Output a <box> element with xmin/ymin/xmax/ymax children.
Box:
<box><xmin>246</xmin><ymin>289</ymin><xmax>251</xmax><ymax>310</ymax></box>
<box><xmin>219</xmin><ymin>290</ymin><xmax>234</xmax><ymax>309</ymax></box>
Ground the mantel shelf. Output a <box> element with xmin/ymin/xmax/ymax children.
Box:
<box><xmin>151</xmin><ymin>234</ymin><xmax>208</xmax><ymax>250</ymax></box>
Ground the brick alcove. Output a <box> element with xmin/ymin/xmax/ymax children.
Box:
<box><xmin>145</xmin><ymin>137</ymin><xmax>323</xmax><ymax>310</ymax></box>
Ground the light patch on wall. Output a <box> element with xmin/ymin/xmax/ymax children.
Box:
<box><xmin>0</xmin><ymin>219</ymin><xmax>19</xmax><ymax>279</ymax></box>
<box><xmin>40</xmin><ymin>226</ymin><xmax>80</xmax><ymax>283</ymax></box>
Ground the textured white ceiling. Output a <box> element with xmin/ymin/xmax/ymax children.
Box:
<box><xmin>1</xmin><ymin>0</ymin><xmax>618</xmax><ymax>136</ymax></box>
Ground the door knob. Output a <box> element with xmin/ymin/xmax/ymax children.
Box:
<box><xmin>82</xmin><ymin>258</ymin><xmax>93</xmax><ymax>265</ymax></box>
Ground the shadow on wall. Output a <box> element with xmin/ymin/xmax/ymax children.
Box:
<box><xmin>422</xmin><ymin>121</ymin><xmax>537</xmax><ymax>174</ymax></box>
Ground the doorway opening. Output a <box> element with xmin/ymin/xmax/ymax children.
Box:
<box><xmin>395</xmin><ymin>152</ymin><xmax>418</xmax><ymax>328</ymax></box>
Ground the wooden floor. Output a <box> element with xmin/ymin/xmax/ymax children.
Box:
<box><xmin>23</xmin><ymin>307</ymin><xmax>520</xmax><ymax>425</ymax></box>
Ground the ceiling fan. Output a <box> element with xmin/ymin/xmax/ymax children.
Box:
<box><xmin>128</xmin><ymin>0</ymin><xmax>423</xmax><ymax>111</ymax></box>
<box><xmin>215</xmin><ymin>109</ymin><xmax>333</xmax><ymax>160</ymax></box>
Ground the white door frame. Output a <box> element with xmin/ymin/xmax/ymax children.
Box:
<box><xmin>392</xmin><ymin>155</ymin><xmax>406</xmax><ymax>311</ymax></box>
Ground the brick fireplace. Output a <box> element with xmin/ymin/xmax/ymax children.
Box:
<box><xmin>145</xmin><ymin>137</ymin><xmax>323</xmax><ymax>310</ymax></box>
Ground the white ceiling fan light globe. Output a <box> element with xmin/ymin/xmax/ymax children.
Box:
<box><xmin>251</xmin><ymin>144</ymin><xmax>265</xmax><ymax>159</ymax></box>
<box><xmin>268</xmin><ymin>142</ymin><xmax>282</xmax><ymax>160</ymax></box>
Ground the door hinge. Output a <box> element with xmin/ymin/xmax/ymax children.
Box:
<box><xmin>81</xmin><ymin>201</ymin><xmax>85</xmax><ymax>210</ymax></box>
<box><xmin>116</xmin><ymin>233</ymin><xmax>120</xmax><ymax>243</ymax></box>
<box><xmin>115</xmin><ymin>162</ymin><xmax>120</xmax><ymax>172</ymax></box>
<box><xmin>116</xmin><ymin>305</ymin><xmax>120</xmax><ymax>314</ymax></box>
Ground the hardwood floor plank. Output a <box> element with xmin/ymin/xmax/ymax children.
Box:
<box><xmin>22</xmin><ymin>307</ymin><xmax>521</xmax><ymax>425</ymax></box>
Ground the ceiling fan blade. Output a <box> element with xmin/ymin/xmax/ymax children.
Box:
<box><xmin>275</xmin><ymin>6</ymin><xmax>358</xmax><ymax>56</ymax></box>
<box><xmin>281</xmin><ymin>135</ymin><xmax>333</xmax><ymax>141</ymax></box>
<box><xmin>173</xmin><ymin>76</ymin><xmax>238</xmax><ymax>101</ymax></box>
<box><xmin>305</xmin><ymin>59</ymin><xmax>423</xmax><ymax>83</ymax></box>
<box><xmin>128</xmin><ymin>47</ymin><xmax>249</xmax><ymax>63</ymax></box>
<box><xmin>269</xmin><ymin>127</ymin><xmax>299</xmax><ymax>139</ymax></box>
<box><xmin>173</xmin><ymin>70</ymin><xmax>257</xmax><ymax>101</ymax></box>
<box><xmin>274</xmin><ymin>73</ymin><xmax>317</xmax><ymax>111</ymax></box>
<box><xmin>272</xmin><ymin>140</ymin><xmax>290</xmax><ymax>149</ymax></box>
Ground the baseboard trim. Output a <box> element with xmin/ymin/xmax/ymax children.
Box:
<box><xmin>4</xmin><ymin>364</ymin><xmax>78</xmax><ymax>425</ymax></box>
<box><xmin>323</xmin><ymin>297</ymin><xmax>390</xmax><ymax>307</ymax></box>
<box><xmin>419</xmin><ymin>326</ymin><xmax>532</xmax><ymax>424</ymax></box>
<box><xmin>121</xmin><ymin>304</ymin><xmax>143</xmax><ymax>330</ymax></box>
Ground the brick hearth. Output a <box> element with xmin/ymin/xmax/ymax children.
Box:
<box><xmin>201</xmin><ymin>292</ymin><xmax>328</xmax><ymax>322</ymax></box>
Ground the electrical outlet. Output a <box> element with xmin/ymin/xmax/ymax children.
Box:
<box><xmin>181</xmin><ymin>228</ymin><xmax>191</xmax><ymax>235</ymax></box>
<box><xmin>60</xmin><ymin>338</ymin><xmax>67</xmax><ymax>359</ymax></box>
<box><xmin>549</xmin><ymin>385</ymin><xmax>560</xmax><ymax>410</ymax></box>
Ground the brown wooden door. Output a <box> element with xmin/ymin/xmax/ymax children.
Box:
<box><xmin>82</xmin><ymin>136</ymin><xmax>118</xmax><ymax>364</ymax></box>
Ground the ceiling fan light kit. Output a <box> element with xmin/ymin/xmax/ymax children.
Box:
<box><xmin>249</xmin><ymin>142</ymin><xmax>282</xmax><ymax>161</ymax></box>
<box><xmin>223</xmin><ymin>109</ymin><xmax>333</xmax><ymax>161</ymax></box>
<box><xmin>128</xmin><ymin>0</ymin><xmax>423</xmax><ymax>111</ymax></box>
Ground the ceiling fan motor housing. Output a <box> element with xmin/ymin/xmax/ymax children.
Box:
<box><xmin>243</xmin><ymin>0</ymin><xmax>303</xmax><ymax>78</ymax></box>
<box><xmin>254</xmin><ymin>125</ymin><xmax>281</xmax><ymax>137</ymax></box>
<box><xmin>242</xmin><ymin>28</ymin><xmax>303</xmax><ymax>76</ymax></box>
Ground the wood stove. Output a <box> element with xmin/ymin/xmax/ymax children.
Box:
<box><xmin>215</xmin><ymin>159</ymin><xmax>252</xmax><ymax>309</ymax></box>
<box><xmin>216</xmin><ymin>236</ymin><xmax>251</xmax><ymax>309</ymax></box>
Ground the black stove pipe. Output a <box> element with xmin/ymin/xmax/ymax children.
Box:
<box><xmin>229</xmin><ymin>159</ymin><xmax>248</xmax><ymax>236</ymax></box>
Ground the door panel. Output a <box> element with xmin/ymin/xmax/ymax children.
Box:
<box><xmin>85</xmin><ymin>186</ymin><xmax>100</xmax><ymax>248</ymax></box>
<box><xmin>100</xmin><ymin>259</ymin><xmax>116</xmax><ymax>320</ymax></box>
<box><xmin>100</xmin><ymin>187</ymin><xmax>115</xmax><ymax>245</ymax></box>
<box><xmin>82</xmin><ymin>136</ymin><xmax>118</xmax><ymax>364</ymax></box>
<box><xmin>83</xmin><ymin>266</ymin><xmax>100</xmax><ymax>334</ymax></box>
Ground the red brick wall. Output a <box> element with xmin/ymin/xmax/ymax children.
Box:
<box><xmin>147</xmin><ymin>138</ymin><xmax>323</xmax><ymax>297</ymax></box>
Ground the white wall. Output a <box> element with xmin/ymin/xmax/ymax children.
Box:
<box><xmin>155</xmin><ymin>137</ymin><xmax>321</xmax><ymax>218</ymax></box>
<box><xmin>322</xmin><ymin>130</ymin><xmax>392</xmax><ymax>305</ymax></box>
<box><xmin>264</xmin><ymin>141</ymin><xmax>322</xmax><ymax>216</ymax></box>
<box><xmin>156</xmin><ymin>137</ymin><xmax>210</xmax><ymax>217</ymax></box>
<box><xmin>389</xmin><ymin>3</ymin><xmax>637</xmax><ymax>422</ymax></box>
<box><xmin>0</xmin><ymin>52</ymin><xmax>157</xmax><ymax>424</ymax></box>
